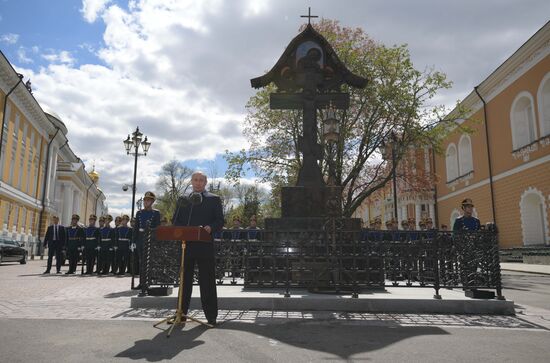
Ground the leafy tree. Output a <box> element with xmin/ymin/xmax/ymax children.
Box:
<box><xmin>155</xmin><ymin>160</ymin><xmax>193</xmax><ymax>219</ymax></box>
<box><xmin>226</xmin><ymin>19</ymin><xmax>460</xmax><ymax>217</ymax></box>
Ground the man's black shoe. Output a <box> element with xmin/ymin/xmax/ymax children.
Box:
<box><xmin>43</xmin><ymin>270</ymin><xmax>50</xmax><ymax>274</ymax></box>
<box><xmin>56</xmin><ymin>271</ymin><xmax>61</xmax><ymax>274</ymax></box>
<box><xmin>207</xmin><ymin>320</ymin><xmax>216</xmax><ymax>327</ymax></box>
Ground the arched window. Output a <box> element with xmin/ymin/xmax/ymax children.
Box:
<box><xmin>445</xmin><ymin>143</ymin><xmax>458</xmax><ymax>182</ymax></box>
<box><xmin>537</xmin><ymin>72</ymin><xmax>550</xmax><ymax>137</ymax></box>
<box><xmin>458</xmin><ymin>135</ymin><xmax>473</xmax><ymax>175</ymax></box>
<box><xmin>510</xmin><ymin>91</ymin><xmax>537</xmax><ymax>150</ymax></box>
<box><xmin>520</xmin><ymin>188</ymin><xmax>549</xmax><ymax>246</ymax></box>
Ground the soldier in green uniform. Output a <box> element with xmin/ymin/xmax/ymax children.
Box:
<box><xmin>65</xmin><ymin>214</ymin><xmax>85</xmax><ymax>274</ymax></box>
<box><xmin>133</xmin><ymin>191</ymin><xmax>161</xmax><ymax>288</ymax></box>
<box><xmin>84</xmin><ymin>214</ymin><xmax>100</xmax><ymax>274</ymax></box>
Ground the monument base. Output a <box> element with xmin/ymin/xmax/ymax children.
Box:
<box><xmin>465</xmin><ymin>289</ymin><xmax>496</xmax><ymax>299</ymax></box>
<box><xmin>281</xmin><ymin>186</ymin><xmax>343</xmax><ymax>218</ymax></box>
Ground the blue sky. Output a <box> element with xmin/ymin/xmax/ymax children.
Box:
<box><xmin>0</xmin><ymin>0</ymin><xmax>107</xmax><ymax>67</ymax></box>
<box><xmin>1</xmin><ymin>0</ymin><xmax>549</xmax><ymax>214</ymax></box>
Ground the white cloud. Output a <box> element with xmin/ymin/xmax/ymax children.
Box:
<box><xmin>41</xmin><ymin>50</ymin><xmax>76</xmax><ymax>66</ymax></box>
<box><xmin>80</xmin><ymin>0</ymin><xmax>112</xmax><ymax>23</ymax></box>
<box><xmin>17</xmin><ymin>47</ymin><xmax>33</xmax><ymax>64</ymax></box>
<box><xmin>15</xmin><ymin>0</ymin><xmax>549</xmax><ymax>215</ymax></box>
<box><xmin>1</xmin><ymin>33</ymin><xmax>19</xmax><ymax>44</ymax></box>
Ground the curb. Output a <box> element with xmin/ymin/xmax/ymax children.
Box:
<box><xmin>131</xmin><ymin>296</ymin><xmax>515</xmax><ymax>315</ymax></box>
<box><xmin>501</xmin><ymin>267</ymin><xmax>550</xmax><ymax>276</ymax></box>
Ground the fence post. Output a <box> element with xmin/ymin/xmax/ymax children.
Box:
<box><xmin>433</xmin><ymin>232</ymin><xmax>442</xmax><ymax>299</ymax></box>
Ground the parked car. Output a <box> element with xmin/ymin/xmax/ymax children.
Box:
<box><xmin>0</xmin><ymin>238</ymin><xmax>27</xmax><ymax>264</ymax></box>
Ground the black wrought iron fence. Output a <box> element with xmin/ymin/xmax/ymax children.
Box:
<box><xmin>142</xmin><ymin>228</ymin><xmax>503</xmax><ymax>299</ymax></box>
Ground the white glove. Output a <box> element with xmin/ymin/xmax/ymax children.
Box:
<box><xmin>130</xmin><ymin>243</ymin><xmax>136</xmax><ymax>251</ymax></box>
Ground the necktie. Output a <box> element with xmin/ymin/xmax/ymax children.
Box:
<box><xmin>54</xmin><ymin>225</ymin><xmax>57</xmax><ymax>241</ymax></box>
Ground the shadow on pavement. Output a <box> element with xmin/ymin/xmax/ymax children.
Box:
<box><xmin>115</xmin><ymin>325</ymin><xmax>208</xmax><ymax>361</ymax></box>
<box><xmin>114</xmin><ymin>319</ymin><xmax>448</xmax><ymax>361</ymax></box>
<box><xmin>218</xmin><ymin>321</ymin><xmax>448</xmax><ymax>359</ymax></box>
<box><xmin>105</xmin><ymin>290</ymin><xmax>140</xmax><ymax>298</ymax></box>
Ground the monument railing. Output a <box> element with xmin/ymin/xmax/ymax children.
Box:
<box><xmin>142</xmin><ymin>228</ymin><xmax>503</xmax><ymax>299</ymax></box>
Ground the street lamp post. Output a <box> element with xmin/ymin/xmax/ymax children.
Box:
<box><xmin>123</xmin><ymin>127</ymin><xmax>151</xmax><ymax>219</ymax></box>
<box><xmin>390</xmin><ymin>132</ymin><xmax>399</xmax><ymax>223</ymax></box>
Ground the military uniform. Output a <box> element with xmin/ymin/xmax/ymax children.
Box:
<box><xmin>133</xmin><ymin>192</ymin><xmax>161</xmax><ymax>276</ymax></box>
<box><xmin>84</xmin><ymin>215</ymin><xmax>100</xmax><ymax>274</ymax></box>
<box><xmin>115</xmin><ymin>215</ymin><xmax>132</xmax><ymax>275</ymax></box>
<box><xmin>66</xmin><ymin>215</ymin><xmax>85</xmax><ymax>274</ymax></box>
<box><xmin>99</xmin><ymin>215</ymin><xmax>115</xmax><ymax>275</ymax></box>
<box><xmin>453</xmin><ymin>198</ymin><xmax>481</xmax><ymax>231</ymax></box>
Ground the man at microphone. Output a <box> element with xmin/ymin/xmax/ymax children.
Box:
<box><xmin>172</xmin><ymin>171</ymin><xmax>224</xmax><ymax>326</ymax></box>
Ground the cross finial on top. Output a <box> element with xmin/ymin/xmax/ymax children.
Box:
<box><xmin>300</xmin><ymin>7</ymin><xmax>318</xmax><ymax>25</ymax></box>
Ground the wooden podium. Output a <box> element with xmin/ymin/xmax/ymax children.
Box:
<box><xmin>152</xmin><ymin>226</ymin><xmax>213</xmax><ymax>336</ymax></box>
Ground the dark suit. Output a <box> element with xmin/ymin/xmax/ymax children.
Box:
<box><xmin>172</xmin><ymin>191</ymin><xmax>224</xmax><ymax>322</ymax></box>
<box><xmin>44</xmin><ymin>224</ymin><xmax>66</xmax><ymax>273</ymax></box>
<box><xmin>66</xmin><ymin>226</ymin><xmax>85</xmax><ymax>274</ymax></box>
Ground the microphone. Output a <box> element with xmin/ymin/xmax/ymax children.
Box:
<box><xmin>172</xmin><ymin>196</ymin><xmax>191</xmax><ymax>225</ymax></box>
<box><xmin>186</xmin><ymin>192</ymin><xmax>203</xmax><ymax>226</ymax></box>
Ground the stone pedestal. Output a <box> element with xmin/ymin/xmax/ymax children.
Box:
<box><xmin>280</xmin><ymin>186</ymin><xmax>343</xmax><ymax>218</ymax></box>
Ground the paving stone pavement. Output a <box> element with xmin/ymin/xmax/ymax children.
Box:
<box><xmin>0</xmin><ymin>260</ymin><xmax>547</xmax><ymax>332</ymax></box>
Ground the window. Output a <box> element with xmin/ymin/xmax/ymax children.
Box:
<box><xmin>18</xmin><ymin>123</ymin><xmax>28</xmax><ymax>189</ymax></box>
<box><xmin>510</xmin><ymin>91</ymin><xmax>537</xmax><ymax>150</ymax></box>
<box><xmin>445</xmin><ymin>143</ymin><xmax>458</xmax><ymax>182</ymax></box>
<box><xmin>26</xmin><ymin>130</ymin><xmax>35</xmax><ymax>194</ymax></box>
<box><xmin>537</xmin><ymin>72</ymin><xmax>550</xmax><ymax>137</ymax></box>
<box><xmin>0</xmin><ymin>104</ymin><xmax>10</xmax><ymax>169</ymax></box>
<box><xmin>458</xmin><ymin>135</ymin><xmax>473</xmax><ymax>175</ymax></box>
<box><xmin>520</xmin><ymin>188</ymin><xmax>549</xmax><ymax>246</ymax></box>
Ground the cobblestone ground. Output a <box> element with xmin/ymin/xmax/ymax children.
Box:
<box><xmin>0</xmin><ymin>260</ymin><xmax>547</xmax><ymax>332</ymax></box>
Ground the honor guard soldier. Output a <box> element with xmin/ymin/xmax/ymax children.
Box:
<box><xmin>66</xmin><ymin>214</ymin><xmax>85</xmax><ymax>274</ymax></box>
<box><xmin>134</xmin><ymin>192</ymin><xmax>161</xmax><ymax>281</ymax></box>
<box><xmin>115</xmin><ymin>214</ymin><xmax>132</xmax><ymax>275</ymax></box>
<box><xmin>172</xmin><ymin>171</ymin><xmax>224</xmax><ymax>326</ymax></box>
<box><xmin>84</xmin><ymin>215</ymin><xmax>100</xmax><ymax>274</ymax></box>
<box><xmin>99</xmin><ymin>215</ymin><xmax>115</xmax><ymax>275</ymax></box>
<box><xmin>453</xmin><ymin>199</ymin><xmax>481</xmax><ymax>231</ymax></box>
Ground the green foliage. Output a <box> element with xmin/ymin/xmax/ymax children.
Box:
<box><xmin>226</xmin><ymin>18</ymin><xmax>462</xmax><ymax>217</ymax></box>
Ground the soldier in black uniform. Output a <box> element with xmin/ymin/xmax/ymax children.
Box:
<box><xmin>65</xmin><ymin>214</ymin><xmax>85</xmax><ymax>274</ymax></box>
<box><xmin>84</xmin><ymin>215</ymin><xmax>100</xmax><ymax>274</ymax></box>
<box><xmin>172</xmin><ymin>171</ymin><xmax>224</xmax><ymax>325</ymax></box>
<box><xmin>134</xmin><ymin>192</ymin><xmax>161</xmax><ymax>286</ymax></box>
<box><xmin>99</xmin><ymin>215</ymin><xmax>114</xmax><ymax>275</ymax></box>
<box><xmin>115</xmin><ymin>214</ymin><xmax>132</xmax><ymax>275</ymax></box>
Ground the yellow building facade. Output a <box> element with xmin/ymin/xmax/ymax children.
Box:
<box><xmin>435</xmin><ymin>22</ymin><xmax>550</xmax><ymax>248</ymax></box>
<box><xmin>0</xmin><ymin>51</ymin><xmax>107</xmax><ymax>256</ymax></box>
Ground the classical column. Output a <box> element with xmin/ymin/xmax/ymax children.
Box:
<box><xmin>72</xmin><ymin>190</ymin><xmax>80</xmax><ymax>217</ymax></box>
<box><xmin>63</xmin><ymin>183</ymin><xmax>74</xmax><ymax>225</ymax></box>
<box><xmin>401</xmin><ymin>205</ymin><xmax>407</xmax><ymax>225</ymax></box>
<box><xmin>415</xmin><ymin>203</ymin><xmax>421</xmax><ymax>229</ymax></box>
<box><xmin>45</xmin><ymin>148</ymin><xmax>58</xmax><ymax>204</ymax></box>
